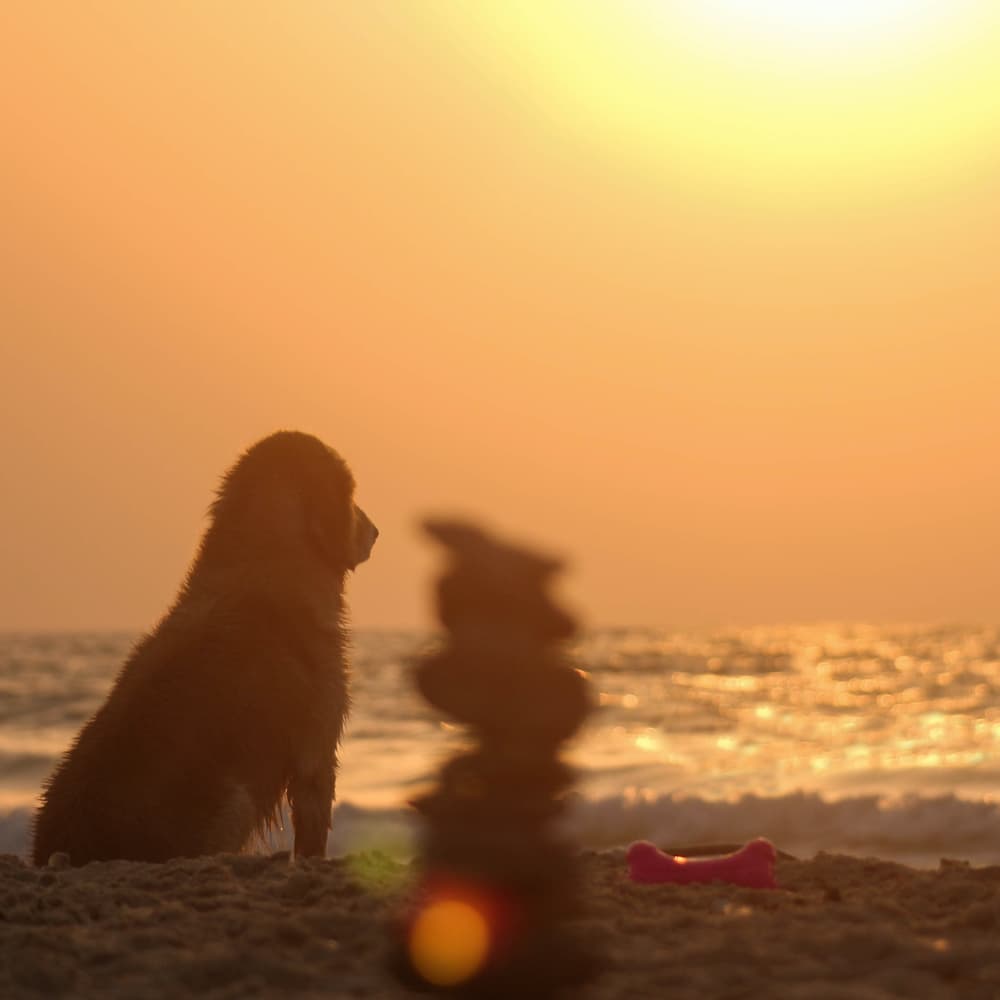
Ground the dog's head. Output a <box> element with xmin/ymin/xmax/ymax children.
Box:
<box><xmin>207</xmin><ymin>431</ymin><xmax>377</xmax><ymax>572</ymax></box>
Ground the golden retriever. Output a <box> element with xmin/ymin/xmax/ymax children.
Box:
<box><xmin>32</xmin><ymin>431</ymin><xmax>377</xmax><ymax>865</ymax></box>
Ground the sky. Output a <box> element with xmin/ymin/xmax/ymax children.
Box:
<box><xmin>1</xmin><ymin>2</ymin><xmax>998</xmax><ymax>631</ymax></box>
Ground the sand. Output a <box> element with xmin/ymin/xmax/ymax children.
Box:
<box><xmin>2</xmin><ymin>850</ymin><xmax>999</xmax><ymax>998</ymax></box>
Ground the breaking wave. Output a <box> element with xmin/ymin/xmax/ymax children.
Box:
<box><xmin>7</xmin><ymin>791</ymin><xmax>1000</xmax><ymax>868</ymax></box>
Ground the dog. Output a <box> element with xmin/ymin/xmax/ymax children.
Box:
<box><xmin>32</xmin><ymin>430</ymin><xmax>377</xmax><ymax>866</ymax></box>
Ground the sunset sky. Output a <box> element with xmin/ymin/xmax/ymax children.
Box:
<box><xmin>2</xmin><ymin>2</ymin><xmax>999</xmax><ymax>630</ymax></box>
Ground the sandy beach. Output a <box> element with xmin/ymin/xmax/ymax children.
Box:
<box><xmin>2</xmin><ymin>849</ymin><xmax>999</xmax><ymax>998</ymax></box>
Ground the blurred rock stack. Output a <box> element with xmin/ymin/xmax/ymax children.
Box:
<box><xmin>394</xmin><ymin>519</ymin><xmax>596</xmax><ymax>996</ymax></box>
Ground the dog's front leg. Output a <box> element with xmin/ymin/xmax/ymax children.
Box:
<box><xmin>288</xmin><ymin>758</ymin><xmax>335</xmax><ymax>860</ymax></box>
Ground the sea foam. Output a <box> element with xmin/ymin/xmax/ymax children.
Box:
<box><xmin>7</xmin><ymin>792</ymin><xmax>999</xmax><ymax>868</ymax></box>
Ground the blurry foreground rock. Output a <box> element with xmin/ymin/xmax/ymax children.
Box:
<box><xmin>392</xmin><ymin>519</ymin><xmax>597</xmax><ymax>996</ymax></box>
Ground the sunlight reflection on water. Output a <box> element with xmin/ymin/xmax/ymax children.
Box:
<box><xmin>1</xmin><ymin>624</ymin><xmax>998</xmax><ymax>811</ymax></box>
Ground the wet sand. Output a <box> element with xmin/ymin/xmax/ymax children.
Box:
<box><xmin>2</xmin><ymin>850</ymin><xmax>999</xmax><ymax>998</ymax></box>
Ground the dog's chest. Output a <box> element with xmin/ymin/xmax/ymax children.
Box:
<box><xmin>290</xmin><ymin>634</ymin><xmax>349</xmax><ymax>726</ymax></box>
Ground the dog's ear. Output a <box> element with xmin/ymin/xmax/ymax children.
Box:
<box><xmin>307</xmin><ymin>509</ymin><xmax>342</xmax><ymax>565</ymax></box>
<box><xmin>305</xmin><ymin>491</ymin><xmax>355</xmax><ymax>567</ymax></box>
<box><xmin>243</xmin><ymin>478</ymin><xmax>309</xmax><ymax>550</ymax></box>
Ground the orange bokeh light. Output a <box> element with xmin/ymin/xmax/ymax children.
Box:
<box><xmin>408</xmin><ymin>897</ymin><xmax>490</xmax><ymax>987</ymax></box>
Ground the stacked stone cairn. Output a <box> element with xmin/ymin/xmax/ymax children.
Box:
<box><xmin>393</xmin><ymin>519</ymin><xmax>596</xmax><ymax>996</ymax></box>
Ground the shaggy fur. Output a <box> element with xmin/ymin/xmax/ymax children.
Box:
<box><xmin>32</xmin><ymin>431</ymin><xmax>377</xmax><ymax>866</ymax></box>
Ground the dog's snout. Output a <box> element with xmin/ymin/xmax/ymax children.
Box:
<box><xmin>348</xmin><ymin>506</ymin><xmax>378</xmax><ymax>568</ymax></box>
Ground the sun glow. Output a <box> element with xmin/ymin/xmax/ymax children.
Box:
<box><xmin>423</xmin><ymin>1</ymin><xmax>1000</xmax><ymax>198</ymax></box>
<box><xmin>671</xmin><ymin>0</ymin><xmax>946</xmax><ymax>57</ymax></box>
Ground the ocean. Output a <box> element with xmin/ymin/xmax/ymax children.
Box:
<box><xmin>3</xmin><ymin>625</ymin><xmax>999</xmax><ymax>867</ymax></box>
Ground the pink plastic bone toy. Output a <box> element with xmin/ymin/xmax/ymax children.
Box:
<box><xmin>627</xmin><ymin>837</ymin><xmax>778</xmax><ymax>889</ymax></box>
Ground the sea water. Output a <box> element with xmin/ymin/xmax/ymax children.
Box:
<box><xmin>2</xmin><ymin>626</ymin><xmax>999</xmax><ymax>866</ymax></box>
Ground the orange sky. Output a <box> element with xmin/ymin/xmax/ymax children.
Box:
<box><xmin>1</xmin><ymin>3</ymin><xmax>998</xmax><ymax>630</ymax></box>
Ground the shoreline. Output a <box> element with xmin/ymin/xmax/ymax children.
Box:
<box><xmin>5</xmin><ymin>791</ymin><xmax>1000</xmax><ymax>873</ymax></box>
<box><xmin>3</xmin><ymin>849</ymin><xmax>999</xmax><ymax>997</ymax></box>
